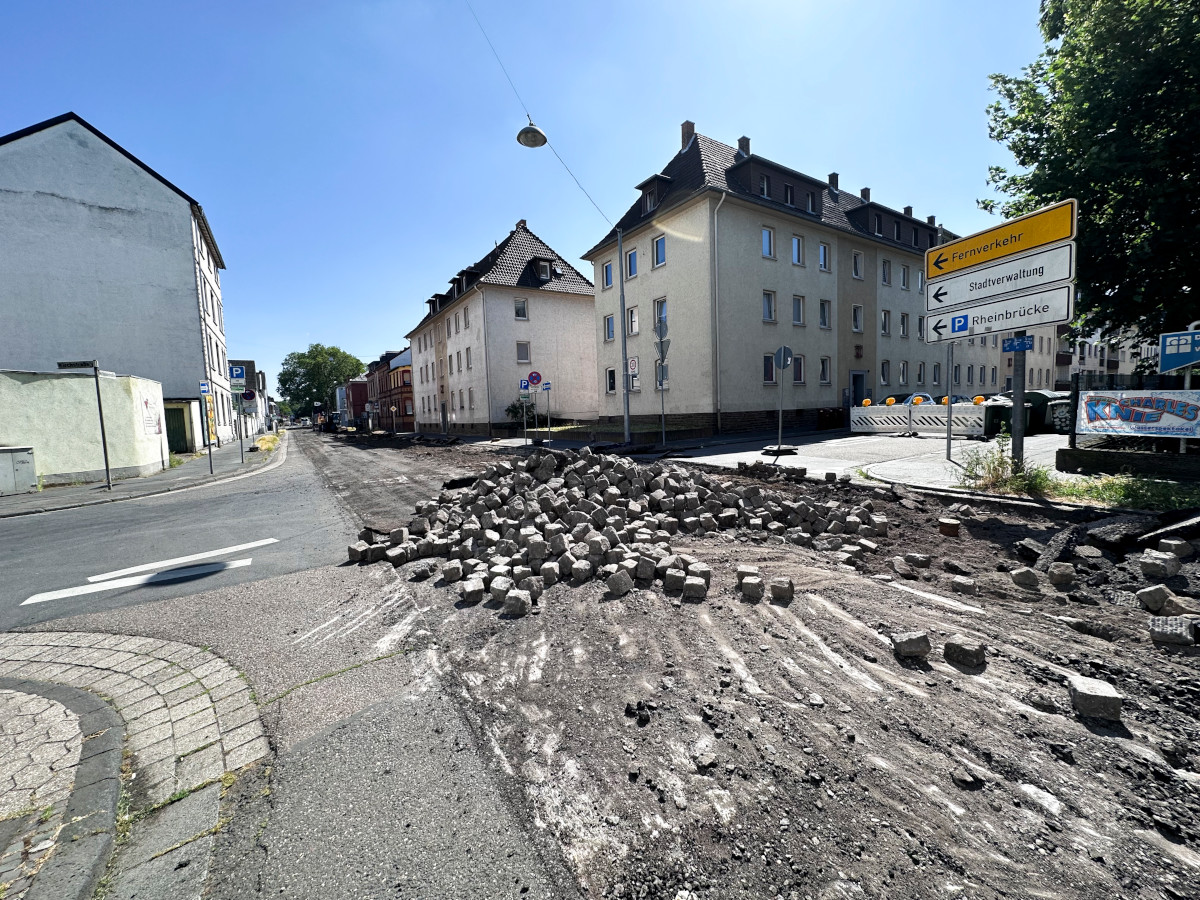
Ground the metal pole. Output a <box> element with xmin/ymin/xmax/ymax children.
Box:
<box><xmin>237</xmin><ymin>398</ymin><xmax>245</xmax><ymax>464</ymax></box>
<box><xmin>206</xmin><ymin>397</ymin><xmax>214</xmax><ymax>474</ymax></box>
<box><xmin>523</xmin><ymin>396</ymin><xmax>528</xmax><ymax>446</ymax></box>
<box><xmin>617</xmin><ymin>228</ymin><xmax>631</xmax><ymax>444</ymax></box>
<box><xmin>532</xmin><ymin>389</ymin><xmax>539</xmax><ymax>441</ymax></box>
<box><xmin>660</xmin><ymin>363</ymin><xmax>666</xmax><ymax>448</ymax></box>
<box><xmin>1181</xmin><ymin>320</ymin><xmax>1200</xmax><ymax>454</ymax></box>
<box><xmin>777</xmin><ymin>362</ymin><xmax>784</xmax><ymax>450</ymax></box>
<box><xmin>1012</xmin><ymin>330</ymin><xmax>1027</xmax><ymax>471</ymax></box>
<box><xmin>92</xmin><ymin>364</ymin><xmax>112</xmax><ymax>490</ymax></box>
<box><xmin>945</xmin><ymin>342</ymin><xmax>953</xmax><ymax>461</ymax></box>
<box><xmin>545</xmin><ymin>389</ymin><xmax>551</xmax><ymax>444</ymax></box>
<box><xmin>1068</xmin><ymin>372</ymin><xmax>1080</xmax><ymax>449</ymax></box>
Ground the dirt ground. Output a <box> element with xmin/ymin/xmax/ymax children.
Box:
<box><xmin>311</xmin><ymin>435</ymin><xmax>1200</xmax><ymax>900</ymax></box>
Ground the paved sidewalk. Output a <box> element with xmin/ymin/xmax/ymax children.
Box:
<box><xmin>0</xmin><ymin>430</ymin><xmax>287</xmax><ymax>518</ymax></box>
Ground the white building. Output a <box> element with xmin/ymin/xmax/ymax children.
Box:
<box><xmin>407</xmin><ymin>220</ymin><xmax>596</xmax><ymax>435</ymax></box>
<box><xmin>0</xmin><ymin>112</ymin><xmax>233</xmax><ymax>450</ymax></box>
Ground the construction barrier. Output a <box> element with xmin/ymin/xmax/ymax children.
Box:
<box><xmin>850</xmin><ymin>403</ymin><xmax>986</xmax><ymax>437</ymax></box>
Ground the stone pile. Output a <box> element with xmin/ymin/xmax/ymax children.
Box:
<box><xmin>347</xmin><ymin>448</ymin><xmax>890</xmax><ymax>613</ymax></box>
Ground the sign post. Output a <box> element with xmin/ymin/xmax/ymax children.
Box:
<box><xmin>1011</xmin><ymin>330</ymin><xmax>1027</xmax><ymax>469</ymax></box>
<box><xmin>58</xmin><ymin>360</ymin><xmax>111</xmax><ymax>490</ymax></box>
<box><xmin>946</xmin><ymin>343</ymin><xmax>954</xmax><ymax>461</ymax></box>
<box><xmin>519</xmin><ymin>380</ymin><xmax>530</xmax><ymax>445</ymax></box>
<box><xmin>772</xmin><ymin>346</ymin><xmax>794</xmax><ymax>454</ymax></box>
<box><xmin>528</xmin><ymin>372</ymin><xmax>542</xmax><ymax>442</ymax></box>
<box><xmin>542</xmin><ymin>381</ymin><xmax>552</xmax><ymax>444</ymax></box>
<box><xmin>199</xmin><ymin>381</ymin><xmax>215</xmax><ymax>474</ymax></box>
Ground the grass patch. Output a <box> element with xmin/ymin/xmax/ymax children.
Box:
<box><xmin>168</xmin><ymin>452</ymin><xmax>186</xmax><ymax>468</ymax></box>
<box><xmin>254</xmin><ymin>434</ymin><xmax>279</xmax><ymax>453</ymax></box>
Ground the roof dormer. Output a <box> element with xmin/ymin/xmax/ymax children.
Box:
<box><xmin>635</xmin><ymin>173</ymin><xmax>673</xmax><ymax>215</ymax></box>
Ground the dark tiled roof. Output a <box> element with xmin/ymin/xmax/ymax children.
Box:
<box><xmin>583</xmin><ymin>132</ymin><xmax>955</xmax><ymax>259</ymax></box>
<box><xmin>406</xmin><ymin>220</ymin><xmax>593</xmax><ymax>335</ymax></box>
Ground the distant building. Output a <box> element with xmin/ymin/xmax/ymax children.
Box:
<box><xmin>229</xmin><ymin>359</ymin><xmax>270</xmax><ymax>435</ymax></box>
<box><xmin>407</xmin><ymin>220</ymin><xmax>596</xmax><ymax>434</ymax></box>
<box><xmin>345</xmin><ymin>376</ymin><xmax>368</xmax><ymax>428</ymax></box>
<box><xmin>0</xmin><ymin>112</ymin><xmax>233</xmax><ymax>450</ymax></box>
<box><xmin>381</xmin><ymin>348</ymin><xmax>414</xmax><ymax>432</ymax></box>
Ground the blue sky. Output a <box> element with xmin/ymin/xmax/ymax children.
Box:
<box><xmin>1</xmin><ymin>0</ymin><xmax>1045</xmax><ymax>395</ymax></box>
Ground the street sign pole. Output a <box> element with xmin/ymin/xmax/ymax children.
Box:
<box><xmin>1012</xmin><ymin>330</ymin><xmax>1027</xmax><ymax>470</ymax></box>
<box><xmin>237</xmin><ymin>397</ymin><xmax>245</xmax><ymax>464</ymax></box>
<box><xmin>654</xmin><ymin>320</ymin><xmax>668</xmax><ymax>448</ymax></box>
<box><xmin>206</xmin><ymin>397</ymin><xmax>214</xmax><ymax>474</ymax></box>
<box><xmin>1183</xmin><ymin>320</ymin><xmax>1200</xmax><ymax>454</ymax></box>
<box><xmin>946</xmin><ymin>342</ymin><xmax>954</xmax><ymax>462</ymax></box>
<box><xmin>91</xmin><ymin>364</ymin><xmax>112</xmax><ymax>491</ymax></box>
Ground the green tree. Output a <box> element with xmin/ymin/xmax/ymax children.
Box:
<box><xmin>983</xmin><ymin>0</ymin><xmax>1200</xmax><ymax>339</ymax></box>
<box><xmin>277</xmin><ymin>344</ymin><xmax>364</xmax><ymax>417</ymax></box>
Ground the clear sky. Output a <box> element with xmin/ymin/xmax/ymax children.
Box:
<box><xmin>1</xmin><ymin>0</ymin><xmax>1045</xmax><ymax>395</ymax></box>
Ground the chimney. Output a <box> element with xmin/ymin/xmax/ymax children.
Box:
<box><xmin>737</xmin><ymin>135</ymin><xmax>750</xmax><ymax>156</ymax></box>
<box><xmin>860</xmin><ymin>187</ymin><xmax>871</xmax><ymax>201</ymax></box>
<box><xmin>828</xmin><ymin>172</ymin><xmax>839</xmax><ymax>192</ymax></box>
<box><xmin>516</xmin><ymin>219</ymin><xmax>527</xmax><ymax>229</ymax></box>
<box><xmin>926</xmin><ymin>215</ymin><xmax>936</xmax><ymax>225</ymax></box>
<box><xmin>681</xmin><ymin>120</ymin><xmax>695</xmax><ymax>149</ymax></box>
<box><xmin>903</xmin><ymin>205</ymin><xmax>913</xmax><ymax>217</ymax></box>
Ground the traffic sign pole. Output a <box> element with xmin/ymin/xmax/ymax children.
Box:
<box><xmin>237</xmin><ymin>397</ymin><xmax>245</xmax><ymax>464</ymax></box>
<box><xmin>89</xmin><ymin>362</ymin><xmax>112</xmax><ymax>491</ymax></box>
<box><xmin>946</xmin><ymin>343</ymin><xmax>953</xmax><ymax>461</ymax></box>
<box><xmin>1012</xmin><ymin>331</ymin><xmax>1027</xmax><ymax>470</ymax></box>
<box><xmin>1183</xmin><ymin>320</ymin><xmax>1200</xmax><ymax>454</ymax></box>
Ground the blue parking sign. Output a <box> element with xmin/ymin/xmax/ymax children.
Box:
<box><xmin>951</xmin><ymin>314</ymin><xmax>968</xmax><ymax>334</ymax></box>
<box><xmin>519</xmin><ymin>379</ymin><xmax>530</xmax><ymax>391</ymax></box>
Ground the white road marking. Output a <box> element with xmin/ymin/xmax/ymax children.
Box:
<box><xmin>889</xmin><ymin>582</ymin><xmax>986</xmax><ymax>614</ymax></box>
<box><xmin>292</xmin><ymin>614</ymin><xmax>344</xmax><ymax>645</ymax></box>
<box><xmin>87</xmin><ymin>539</ymin><xmax>278</xmax><ymax>582</ymax></box>
<box><xmin>23</xmin><ymin>559</ymin><xmax>253</xmax><ymax>605</ymax></box>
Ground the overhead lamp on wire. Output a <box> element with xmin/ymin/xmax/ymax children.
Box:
<box><xmin>516</xmin><ymin>117</ymin><xmax>547</xmax><ymax>148</ymax></box>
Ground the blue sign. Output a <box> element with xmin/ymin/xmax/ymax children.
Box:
<box><xmin>519</xmin><ymin>379</ymin><xmax>530</xmax><ymax>391</ymax></box>
<box><xmin>1159</xmin><ymin>331</ymin><xmax>1200</xmax><ymax>374</ymax></box>
<box><xmin>199</xmin><ymin>380</ymin><xmax>211</xmax><ymax>395</ymax></box>
<box><xmin>1002</xmin><ymin>335</ymin><xmax>1036</xmax><ymax>353</ymax></box>
<box><xmin>542</xmin><ymin>381</ymin><xmax>551</xmax><ymax>391</ymax></box>
<box><xmin>229</xmin><ymin>365</ymin><xmax>245</xmax><ymax>380</ymax></box>
<box><xmin>951</xmin><ymin>314</ymin><xmax>968</xmax><ymax>334</ymax></box>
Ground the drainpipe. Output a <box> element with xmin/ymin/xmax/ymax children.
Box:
<box><xmin>479</xmin><ymin>288</ymin><xmax>493</xmax><ymax>438</ymax></box>
<box><xmin>712</xmin><ymin>191</ymin><xmax>728</xmax><ymax>433</ymax></box>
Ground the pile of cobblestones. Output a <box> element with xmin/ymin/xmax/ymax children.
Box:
<box><xmin>348</xmin><ymin>448</ymin><xmax>890</xmax><ymax>615</ymax></box>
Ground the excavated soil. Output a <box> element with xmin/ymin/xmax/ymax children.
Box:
<box><xmin>328</xmin><ymin>438</ymin><xmax>1200</xmax><ymax>900</ymax></box>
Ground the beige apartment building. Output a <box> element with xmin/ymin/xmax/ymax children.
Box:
<box><xmin>407</xmin><ymin>220</ymin><xmax>597</xmax><ymax>434</ymax></box>
<box><xmin>582</xmin><ymin>122</ymin><xmax>958</xmax><ymax>433</ymax></box>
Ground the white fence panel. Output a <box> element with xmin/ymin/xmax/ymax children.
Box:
<box><xmin>851</xmin><ymin>404</ymin><xmax>986</xmax><ymax>436</ymax></box>
<box><xmin>850</xmin><ymin>407</ymin><xmax>911</xmax><ymax>433</ymax></box>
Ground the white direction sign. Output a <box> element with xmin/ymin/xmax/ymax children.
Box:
<box><xmin>926</xmin><ymin>284</ymin><xmax>1073</xmax><ymax>343</ymax></box>
<box><xmin>926</xmin><ymin>243</ymin><xmax>1075</xmax><ymax>313</ymax></box>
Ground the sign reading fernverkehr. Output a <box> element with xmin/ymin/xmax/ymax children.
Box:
<box><xmin>925</xmin><ymin>199</ymin><xmax>1077</xmax><ymax>343</ymax></box>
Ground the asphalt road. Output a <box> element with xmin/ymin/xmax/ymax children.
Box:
<box><xmin>0</xmin><ymin>431</ymin><xmax>356</xmax><ymax>630</ymax></box>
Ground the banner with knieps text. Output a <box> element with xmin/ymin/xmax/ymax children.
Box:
<box><xmin>1077</xmin><ymin>390</ymin><xmax>1200</xmax><ymax>438</ymax></box>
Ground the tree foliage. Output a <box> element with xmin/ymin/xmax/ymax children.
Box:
<box><xmin>277</xmin><ymin>344</ymin><xmax>363</xmax><ymax>417</ymax></box>
<box><xmin>984</xmin><ymin>0</ymin><xmax>1200</xmax><ymax>339</ymax></box>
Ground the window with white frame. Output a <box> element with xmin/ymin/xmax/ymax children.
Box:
<box><xmin>894</xmin><ymin>221</ymin><xmax>902</xmax><ymax>241</ymax></box>
<box><xmin>762</xmin><ymin>291</ymin><xmax>776</xmax><ymax>322</ymax></box>
<box><xmin>653</xmin><ymin>235</ymin><xmax>666</xmax><ymax>267</ymax></box>
<box><xmin>917</xmin><ymin>362</ymin><xmax>926</xmax><ymax>384</ymax></box>
<box><xmin>654</xmin><ymin>297</ymin><xmax>667</xmax><ymax>329</ymax></box>
<box><xmin>466</xmin><ymin>347</ymin><xmax>472</xmax><ymax>368</ymax></box>
<box><xmin>627</xmin><ymin>249</ymin><xmax>637</xmax><ymax>278</ymax></box>
<box><xmin>881</xmin><ymin>309</ymin><xmax>891</xmax><ymax>335</ymax></box>
<box><xmin>784</xmin><ymin>184</ymin><xmax>794</xmax><ymax>206</ymax></box>
<box><xmin>602</xmin><ymin>262</ymin><xmax>613</xmax><ymax>289</ymax></box>
<box><xmin>458</xmin><ymin>389</ymin><xmax>464</xmax><ymax>409</ymax></box>
<box><xmin>819</xmin><ymin>356</ymin><xmax>831</xmax><ymax>384</ymax></box>
<box><xmin>900</xmin><ymin>313</ymin><xmax>909</xmax><ymax>337</ymax></box>
<box><xmin>405</xmin><ymin>400</ymin><xmax>413</xmax><ymax>415</ymax></box>
<box><xmin>605</xmin><ymin>368</ymin><xmax>616</xmax><ymax>393</ymax></box>
<box><xmin>792</xmin><ymin>295</ymin><xmax>804</xmax><ymax>325</ymax></box>
<box><xmin>604</xmin><ymin>315</ymin><xmax>615</xmax><ymax>342</ymax></box>
<box><xmin>819</xmin><ymin>299</ymin><xmax>832</xmax><ymax>329</ymax></box>
<box><xmin>627</xmin><ymin>306</ymin><xmax>639</xmax><ymax>335</ymax></box>
<box><xmin>852</xmin><ymin>305</ymin><xmax>864</xmax><ymax>332</ymax></box>
<box><xmin>852</xmin><ymin>251</ymin><xmax>863</xmax><ymax>279</ymax></box>
<box><xmin>901</xmin><ymin>265</ymin><xmax>909</xmax><ymax>289</ymax></box>
<box><xmin>933</xmin><ymin>362</ymin><xmax>941</xmax><ymax>384</ymax></box>
<box><xmin>463</xmin><ymin>306</ymin><xmax>470</xmax><ymax>327</ymax></box>
<box><xmin>446</xmin><ymin>319</ymin><xmax>452</xmax><ymax>338</ymax></box>
<box><xmin>792</xmin><ymin>235</ymin><xmax>804</xmax><ymax>265</ymax></box>
<box><xmin>874</xmin><ymin>214</ymin><xmax>883</xmax><ymax>235</ymax></box>
<box><xmin>899</xmin><ymin>360</ymin><xmax>908</xmax><ymax>384</ymax></box>
<box><xmin>455</xmin><ymin>313</ymin><xmax>460</xmax><ymax>333</ymax></box>
<box><xmin>881</xmin><ymin>360</ymin><xmax>890</xmax><ymax>384</ymax></box>
<box><xmin>759</xmin><ymin>174</ymin><xmax>770</xmax><ymax>197</ymax></box>
<box><xmin>514</xmin><ymin>298</ymin><xmax>528</xmax><ymax>320</ymax></box>
<box><xmin>793</xmin><ymin>354</ymin><xmax>805</xmax><ymax>384</ymax></box>
<box><xmin>991</xmin><ymin>366</ymin><xmax>998</xmax><ymax>385</ymax></box>
<box><xmin>468</xmin><ymin>388</ymin><xmax>474</xmax><ymax>409</ymax></box>
<box><xmin>456</xmin><ymin>350</ymin><xmax>462</xmax><ymax>371</ymax></box>
<box><xmin>806</xmin><ymin>191</ymin><xmax>815</xmax><ymax>212</ymax></box>
<box><xmin>881</xmin><ymin>259</ymin><xmax>891</xmax><ymax>284</ymax></box>
<box><xmin>967</xmin><ymin>366</ymin><xmax>974</xmax><ymax>386</ymax></box>
<box><xmin>516</xmin><ymin>341</ymin><xmax>530</xmax><ymax>364</ymax></box>
<box><xmin>954</xmin><ymin>364</ymin><xmax>961</xmax><ymax>385</ymax></box>
<box><xmin>917</xmin><ymin>271</ymin><xmax>925</xmax><ymax>292</ymax></box>
<box><xmin>819</xmin><ymin>242</ymin><xmax>830</xmax><ymax>271</ymax></box>
<box><xmin>762</xmin><ymin>227</ymin><xmax>774</xmax><ymax>258</ymax></box>
<box><xmin>763</xmin><ymin>354</ymin><xmax>776</xmax><ymax>384</ymax></box>
<box><xmin>980</xmin><ymin>365</ymin><xmax>986</xmax><ymax>385</ymax></box>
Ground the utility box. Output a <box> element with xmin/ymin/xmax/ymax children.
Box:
<box><xmin>0</xmin><ymin>447</ymin><xmax>37</xmax><ymax>495</ymax></box>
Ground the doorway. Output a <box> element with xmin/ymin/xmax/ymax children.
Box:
<box><xmin>850</xmin><ymin>370</ymin><xmax>867</xmax><ymax>406</ymax></box>
<box><xmin>165</xmin><ymin>407</ymin><xmax>188</xmax><ymax>453</ymax></box>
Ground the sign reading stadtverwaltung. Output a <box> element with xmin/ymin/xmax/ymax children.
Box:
<box><xmin>1077</xmin><ymin>390</ymin><xmax>1200</xmax><ymax>438</ymax></box>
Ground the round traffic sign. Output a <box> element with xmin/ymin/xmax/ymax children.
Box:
<box><xmin>242</xmin><ymin>390</ymin><xmax>256</xmax><ymax>401</ymax></box>
<box><xmin>528</xmin><ymin>371</ymin><xmax>542</xmax><ymax>386</ymax></box>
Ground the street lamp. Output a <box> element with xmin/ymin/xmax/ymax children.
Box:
<box><xmin>517</xmin><ymin>124</ymin><xmax>631</xmax><ymax>444</ymax></box>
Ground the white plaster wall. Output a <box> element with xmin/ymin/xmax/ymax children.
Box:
<box><xmin>0</xmin><ymin>370</ymin><xmax>169</xmax><ymax>483</ymax></box>
<box><xmin>0</xmin><ymin>119</ymin><xmax>232</xmax><ymax>440</ymax></box>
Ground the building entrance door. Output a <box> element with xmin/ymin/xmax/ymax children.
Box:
<box><xmin>440</xmin><ymin>402</ymin><xmax>448</xmax><ymax>433</ymax></box>
<box><xmin>165</xmin><ymin>407</ymin><xmax>188</xmax><ymax>453</ymax></box>
<box><xmin>850</xmin><ymin>371</ymin><xmax>867</xmax><ymax>406</ymax></box>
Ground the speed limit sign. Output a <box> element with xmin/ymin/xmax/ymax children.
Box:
<box><xmin>627</xmin><ymin>357</ymin><xmax>639</xmax><ymax>375</ymax></box>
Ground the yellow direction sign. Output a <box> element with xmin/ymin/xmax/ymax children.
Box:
<box><xmin>926</xmin><ymin>199</ymin><xmax>1076</xmax><ymax>280</ymax></box>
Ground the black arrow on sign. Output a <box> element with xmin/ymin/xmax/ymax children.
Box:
<box><xmin>932</xmin><ymin>252</ymin><xmax>947</xmax><ymax>271</ymax></box>
<box><xmin>931</xmin><ymin>320</ymin><xmax>946</xmax><ymax>338</ymax></box>
<box><xmin>932</xmin><ymin>286</ymin><xmax>948</xmax><ymax>304</ymax></box>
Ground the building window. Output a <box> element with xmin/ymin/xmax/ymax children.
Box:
<box><xmin>455</xmin><ymin>313</ymin><xmax>461</xmax><ymax>333</ymax></box>
<box><xmin>820</xmin><ymin>357</ymin><xmax>831</xmax><ymax>384</ymax></box>
<box><xmin>447</xmin><ymin>319</ymin><xmax>452</xmax><ymax>338</ymax></box>
<box><xmin>643</xmin><ymin>189</ymin><xmax>657</xmax><ymax>214</ymax></box>
<box><xmin>653</xmin><ymin>235</ymin><xmax>666</xmax><ymax>267</ymax></box>
<box><xmin>881</xmin><ymin>259</ymin><xmax>891</xmax><ymax>285</ymax></box>
<box><xmin>954</xmin><ymin>364</ymin><xmax>961</xmax><ymax>385</ymax></box>
<box><xmin>514</xmin><ymin>298</ymin><xmax>528</xmax><ymax>320</ymax></box>
<box><xmin>468</xmin><ymin>388</ymin><xmax>474</xmax><ymax>409</ymax></box>
<box><xmin>403</xmin><ymin>370</ymin><xmax>411</xmax><ymax>385</ymax></box>
<box><xmin>627</xmin><ymin>249</ymin><xmax>638</xmax><ymax>278</ymax></box>
<box><xmin>627</xmin><ymin>306</ymin><xmax>639</xmax><ymax>335</ymax></box>
<box><xmin>517</xmin><ymin>341</ymin><xmax>531</xmax><ymax>363</ymax></box>
<box><xmin>653</xmin><ymin>297</ymin><xmax>667</xmax><ymax>329</ymax></box>
<box><xmin>456</xmin><ymin>350</ymin><xmax>462</xmax><ymax>372</ymax></box>
<box><xmin>464</xmin><ymin>306</ymin><xmax>471</xmax><ymax>327</ymax></box>
<box><xmin>603</xmin><ymin>262</ymin><xmax>613</xmax><ymax>289</ymax></box>
<box><xmin>819</xmin><ymin>242</ymin><xmax>830</xmax><ymax>271</ymax></box>
<box><xmin>448</xmin><ymin>355</ymin><xmax>454</xmax><ymax>376</ymax></box>
<box><xmin>763</xmin><ymin>354</ymin><xmax>776</xmax><ymax>384</ymax></box>
<box><xmin>806</xmin><ymin>191</ymin><xmax>815</xmax><ymax>213</ymax></box>
<box><xmin>933</xmin><ymin>362</ymin><xmax>941</xmax><ymax>385</ymax></box>
<box><xmin>894</xmin><ymin>221</ymin><xmax>902</xmax><ymax>241</ymax></box>
<box><xmin>762</xmin><ymin>227</ymin><xmax>774</xmax><ymax>258</ymax></box>
<box><xmin>899</xmin><ymin>360</ymin><xmax>908</xmax><ymax>384</ymax></box>
<box><xmin>604</xmin><ymin>315</ymin><xmax>615</xmax><ymax>342</ymax></box>
<box><xmin>406</xmin><ymin>400</ymin><xmax>413</xmax><ymax>415</ymax></box>
<box><xmin>967</xmin><ymin>366</ymin><xmax>974</xmax><ymax>386</ymax></box>
<box><xmin>881</xmin><ymin>309</ymin><xmax>891</xmax><ymax>335</ymax></box>
<box><xmin>874</xmin><ymin>214</ymin><xmax>883</xmax><ymax>235</ymax></box>
<box><xmin>784</xmin><ymin>184</ymin><xmax>794</xmax><ymax>206</ymax></box>
<box><xmin>759</xmin><ymin>174</ymin><xmax>770</xmax><ymax>198</ymax></box>
<box><xmin>881</xmin><ymin>360</ymin><xmax>890</xmax><ymax>384</ymax></box>
<box><xmin>762</xmin><ymin>291</ymin><xmax>776</xmax><ymax>322</ymax></box>
<box><xmin>991</xmin><ymin>366</ymin><xmax>998</xmax><ymax>385</ymax></box>
<box><xmin>655</xmin><ymin>359</ymin><xmax>668</xmax><ymax>390</ymax></box>
<box><xmin>852</xmin><ymin>305</ymin><xmax>864</xmax><ymax>332</ymax></box>
<box><xmin>917</xmin><ymin>362</ymin><xmax>926</xmax><ymax>384</ymax></box>
<box><xmin>901</xmin><ymin>265</ymin><xmax>910</xmax><ymax>289</ymax></box>
<box><xmin>605</xmin><ymin>368</ymin><xmax>616</xmax><ymax>393</ymax></box>
<box><xmin>793</xmin><ymin>355</ymin><xmax>805</xmax><ymax>384</ymax></box>
<box><xmin>792</xmin><ymin>295</ymin><xmax>804</xmax><ymax>325</ymax></box>
<box><xmin>792</xmin><ymin>235</ymin><xmax>804</xmax><ymax>266</ymax></box>
<box><xmin>537</xmin><ymin>260</ymin><xmax>551</xmax><ymax>281</ymax></box>
<box><xmin>992</xmin><ymin>334</ymin><xmax>998</xmax><ymax>347</ymax></box>
<box><xmin>852</xmin><ymin>251</ymin><xmax>864</xmax><ymax>279</ymax></box>
<box><xmin>819</xmin><ymin>299</ymin><xmax>832</xmax><ymax>329</ymax></box>
<box><xmin>912</xmin><ymin>227</ymin><xmax>919</xmax><ymax>247</ymax></box>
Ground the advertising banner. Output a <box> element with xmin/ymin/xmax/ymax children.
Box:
<box><xmin>1077</xmin><ymin>390</ymin><xmax>1200</xmax><ymax>437</ymax></box>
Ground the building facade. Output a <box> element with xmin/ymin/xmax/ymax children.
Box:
<box><xmin>407</xmin><ymin>220</ymin><xmax>596</xmax><ymax>435</ymax></box>
<box><xmin>229</xmin><ymin>359</ymin><xmax>270</xmax><ymax>436</ymax></box>
<box><xmin>0</xmin><ymin>112</ymin><xmax>233</xmax><ymax>450</ymax></box>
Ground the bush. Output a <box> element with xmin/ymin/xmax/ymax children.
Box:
<box><xmin>956</xmin><ymin>430</ymin><xmax>1054</xmax><ymax>496</ymax></box>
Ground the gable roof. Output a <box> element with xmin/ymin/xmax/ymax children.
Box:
<box><xmin>583</xmin><ymin>131</ymin><xmax>956</xmax><ymax>259</ymax></box>
<box><xmin>406</xmin><ymin>220</ymin><xmax>593</xmax><ymax>336</ymax></box>
<box><xmin>0</xmin><ymin>112</ymin><xmax>226</xmax><ymax>268</ymax></box>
